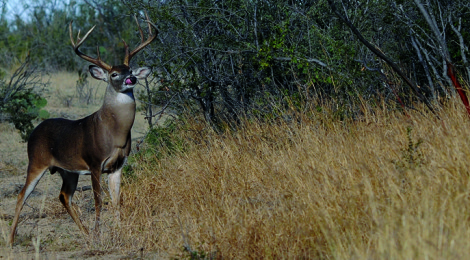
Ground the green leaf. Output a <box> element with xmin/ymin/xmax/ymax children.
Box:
<box><xmin>38</xmin><ymin>109</ymin><xmax>50</xmax><ymax>119</ymax></box>
<box><xmin>33</xmin><ymin>97</ymin><xmax>48</xmax><ymax>108</ymax></box>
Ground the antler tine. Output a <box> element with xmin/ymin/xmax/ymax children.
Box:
<box><xmin>69</xmin><ymin>22</ymin><xmax>77</xmax><ymax>46</ymax></box>
<box><xmin>69</xmin><ymin>21</ymin><xmax>112</xmax><ymax>71</ymax></box>
<box><xmin>145</xmin><ymin>12</ymin><xmax>152</xmax><ymax>34</ymax></box>
<box><xmin>123</xmin><ymin>14</ymin><xmax>158</xmax><ymax>66</ymax></box>
<box><xmin>135</xmin><ymin>15</ymin><xmax>145</xmax><ymax>43</ymax></box>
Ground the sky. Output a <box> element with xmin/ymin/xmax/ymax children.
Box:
<box><xmin>4</xmin><ymin>0</ymin><xmax>33</xmax><ymax>22</ymax></box>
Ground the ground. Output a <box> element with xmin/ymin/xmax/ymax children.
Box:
<box><xmin>0</xmin><ymin>72</ymin><xmax>163</xmax><ymax>259</ymax></box>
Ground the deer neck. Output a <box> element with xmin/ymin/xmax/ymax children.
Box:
<box><xmin>97</xmin><ymin>84</ymin><xmax>136</xmax><ymax>136</ymax></box>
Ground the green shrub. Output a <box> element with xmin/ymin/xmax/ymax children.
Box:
<box><xmin>0</xmin><ymin>90</ymin><xmax>49</xmax><ymax>141</ymax></box>
<box><xmin>0</xmin><ymin>57</ymin><xmax>50</xmax><ymax>141</ymax></box>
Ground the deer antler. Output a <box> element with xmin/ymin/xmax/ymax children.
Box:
<box><xmin>123</xmin><ymin>13</ymin><xmax>159</xmax><ymax>66</ymax></box>
<box><xmin>69</xmin><ymin>21</ymin><xmax>113</xmax><ymax>72</ymax></box>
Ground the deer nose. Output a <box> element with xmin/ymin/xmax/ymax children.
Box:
<box><xmin>125</xmin><ymin>76</ymin><xmax>137</xmax><ymax>85</ymax></box>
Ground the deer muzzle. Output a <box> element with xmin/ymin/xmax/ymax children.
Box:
<box><xmin>125</xmin><ymin>76</ymin><xmax>137</xmax><ymax>85</ymax></box>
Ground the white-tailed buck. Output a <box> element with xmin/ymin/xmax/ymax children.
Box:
<box><xmin>9</xmin><ymin>17</ymin><xmax>157</xmax><ymax>245</ymax></box>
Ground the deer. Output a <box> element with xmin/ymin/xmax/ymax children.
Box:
<box><xmin>8</xmin><ymin>17</ymin><xmax>157</xmax><ymax>245</ymax></box>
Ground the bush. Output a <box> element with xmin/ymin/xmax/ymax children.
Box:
<box><xmin>0</xmin><ymin>57</ymin><xmax>49</xmax><ymax>141</ymax></box>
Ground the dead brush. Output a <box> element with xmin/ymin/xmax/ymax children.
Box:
<box><xmin>103</xmin><ymin>98</ymin><xmax>470</xmax><ymax>258</ymax></box>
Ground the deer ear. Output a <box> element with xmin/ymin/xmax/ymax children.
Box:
<box><xmin>133</xmin><ymin>67</ymin><xmax>151</xmax><ymax>79</ymax></box>
<box><xmin>89</xmin><ymin>65</ymin><xmax>108</xmax><ymax>82</ymax></box>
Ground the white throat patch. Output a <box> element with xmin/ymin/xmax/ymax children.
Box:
<box><xmin>116</xmin><ymin>91</ymin><xmax>135</xmax><ymax>104</ymax></box>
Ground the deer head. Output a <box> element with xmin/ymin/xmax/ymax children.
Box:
<box><xmin>69</xmin><ymin>15</ymin><xmax>157</xmax><ymax>93</ymax></box>
<box><xmin>9</xmin><ymin>16</ymin><xmax>159</xmax><ymax>245</ymax></box>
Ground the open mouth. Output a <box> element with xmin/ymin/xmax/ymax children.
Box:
<box><xmin>125</xmin><ymin>77</ymin><xmax>137</xmax><ymax>85</ymax></box>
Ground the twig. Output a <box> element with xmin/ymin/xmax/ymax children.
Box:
<box><xmin>327</xmin><ymin>0</ymin><xmax>439</xmax><ymax>118</ymax></box>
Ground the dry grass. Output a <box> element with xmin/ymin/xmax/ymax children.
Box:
<box><xmin>3</xmin><ymin>71</ymin><xmax>470</xmax><ymax>258</ymax></box>
<box><xmin>106</xmin><ymin>100</ymin><xmax>470</xmax><ymax>259</ymax></box>
<box><xmin>0</xmin><ymin>71</ymin><xmax>153</xmax><ymax>259</ymax></box>
<box><xmin>43</xmin><ymin>70</ymin><xmax>106</xmax><ymax>118</ymax></box>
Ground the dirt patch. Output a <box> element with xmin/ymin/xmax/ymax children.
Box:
<box><xmin>0</xmin><ymin>72</ymin><xmax>160</xmax><ymax>259</ymax></box>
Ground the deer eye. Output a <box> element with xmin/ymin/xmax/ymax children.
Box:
<box><xmin>111</xmin><ymin>73</ymin><xmax>118</xmax><ymax>77</ymax></box>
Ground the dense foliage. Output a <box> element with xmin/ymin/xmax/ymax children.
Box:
<box><xmin>1</xmin><ymin>0</ymin><xmax>470</xmax><ymax>129</ymax></box>
<box><xmin>131</xmin><ymin>0</ymin><xmax>470</xmax><ymax>127</ymax></box>
<box><xmin>0</xmin><ymin>0</ymin><xmax>137</xmax><ymax>70</ymax></box>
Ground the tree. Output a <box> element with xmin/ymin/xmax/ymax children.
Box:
<box><xmin>128</xmin><ymin>0</ymin><xmax>357</xmax><ymax>128</ymax></box>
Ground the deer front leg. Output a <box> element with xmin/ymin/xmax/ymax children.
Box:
<box><xmin>91</xmin><ymin>172</ymin><xmax>102</xmax><ymax>237</ymax></box>
<box><xmin>58</xmin><ymin>170</ymin><xmax>89</xmax><ymax>236</ymax></box>
<box><xmin>108</xmin><ymin>168</ymin><xmax>122</xmax><ymax>223</ymax></box>
<box><xmin>9</xmin><ymin>165</ymin><xmax>48</xmax><ymax>245</ymax></box>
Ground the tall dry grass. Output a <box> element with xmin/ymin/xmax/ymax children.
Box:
<box><xmin>4</xmin><ymin>69</ymin><xmax>470</xmax><ymax>258</ymax></box>
<box><xmin>95</xmin><ymin>99</ymin><xmax>470</xmax><ymax>259</ymax></box>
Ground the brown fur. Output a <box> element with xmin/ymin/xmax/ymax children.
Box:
<box><xmin>9</xmin><ymin>20</ymin><xmax>156</xmax><ymax>245</ymax></box>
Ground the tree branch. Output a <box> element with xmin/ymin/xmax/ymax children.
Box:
<box><xmin>327</xmin><ymin>0</ymin><xmax>438</xmax><ymax>117</ymax></box>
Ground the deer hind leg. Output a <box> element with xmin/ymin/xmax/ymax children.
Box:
<box><xmin>58</xmin><ymin>170</ymin><xmax>89</xmax><ymax>236</ymax></box>
<box><xmin>108</xmin><ymin>167</ymin><xmax>122</xmax><ymax>224</ymax></box>
<box><xmin>91</xmin><ymin>172</ymin><xmax>102</xmax><ymax>236</ymax></box>
<box><xmin>9</xmin><ymin>165</ymin><xmax>48</xmax><ymax>245</ymax></box>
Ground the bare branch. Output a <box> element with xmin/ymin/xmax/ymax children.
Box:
<box><xmin>327</xmin><ymin>0</ymin><xmax>438</xmax><ymax>117</ymax></box>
